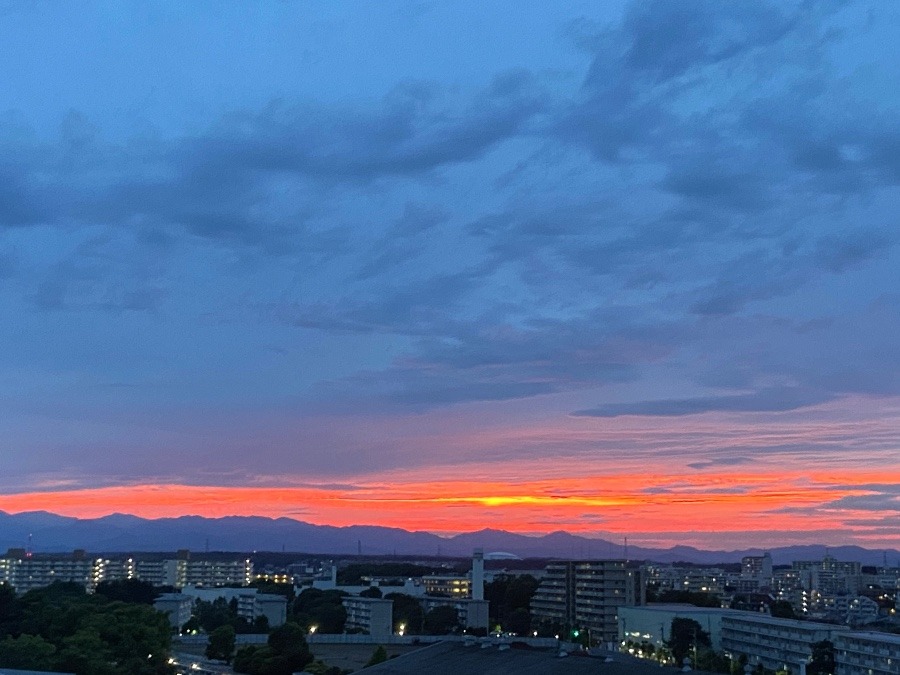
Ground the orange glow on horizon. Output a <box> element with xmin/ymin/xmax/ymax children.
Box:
<box><xmin>2</xmin><ymin>468</ymin><xmax>897</xmax><ymax>549</ymax></box>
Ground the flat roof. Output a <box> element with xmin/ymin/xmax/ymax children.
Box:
<box><xmin>627</xmin><ymin>604</ymin><xmax>744</xmax><ymax>614</ymax></box>
<box><xmin>360</xmin><ymin>641</ymin><xmax>714</xmax><ymax>675</ymax></box>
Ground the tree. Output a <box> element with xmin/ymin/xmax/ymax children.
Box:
<box><xmin>484</xmin><ymin>575</ymin><xmax>539</xmax><ymax>633</ymax></box>
<box><xmin>232</xmin><ymin>622</ymin><xmax>313</xmax><ymax>675</ymax></box>
<box><xmin>385</xmin><ymin>593</ymin><xmax>424</xmax><ymax>635</ymax></box>
<box><xmin>233</xmin><ymin>645</ymin><xmax>259</xmax><ymax>673</ymax></box>
<box><xmin>359</xmin><ymin>586</ymin><xmax>383</xmax><ymax>598</ymax></box>
<box><xmin>195</xmin><ymin>597</ymin><xmax>238</xmax><ymax>632</ymax></box>
<box><xmin>424</xmin><ymin>606</ymin><xmax>459</xmax><ymax>635</ymax></box>
<box><xmin>666</xmin><ymin>618</ymin><xmax>711</xmax><ymax>667</ymax></box>
<box><xmin>0</xmin><ymin>584</ymin><xmax>21</xmax><ymax>637</ymax></box>
<box><xmin>504</xmin><ymin>607</ymin><xmax>531</xmax><ymax>636</ymax></box>
<box><xmin>268</xmin><ymin>622</ymin><xmax>313</xmax><ymax>674</ymax></box>
<box><xmin>0</xmin><ymin>634</ymin><xmax>57</xmax><ymax>671</ymax></box>
<box><xmin>807</xmin><ymin>640</ymin><xmax>835</xmax><ymax>675</ymax></box>
<box><xmin>770</xmin><ymin>600</ymin><xmax>796</xmax><ymax>619</ymax></box>
<box><xmin>365</xmin><ymin>645</ymin><xmax>388</xmax><ymax>667</ymax></box>
<box><xmin>207</xmin><ymin>624</ymin><xmax>236</xmax><ymax>663</ymax></box>
<box><xmin>656</xmin><ymin>590</ymin><xmax>721</xmax><ymax>608</ymax></box>
<box><xmin>292</xmin><ymin>588</ymin><xmax>347</xmax><ymax>634</ymax></box>
<box><xmin>95</xmin><ymin>578</ymin><xmax>158</xmax><ymax>605</ymax></box>
<box><xmin>2</xmin><ymin>583</ymin><xmax>173</xmax><ymax>675</ymax></box>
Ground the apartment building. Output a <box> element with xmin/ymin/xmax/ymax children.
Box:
<box><xmin>721</xmin><ymin>614</ymin><xmax>841</xmax><ymax>672</ymax></box>
<box><xmin>0</xmin><ymin>550</ymin><xmax>95</xmax><ymax>594</ymax></box>
<box><xmin>531</xmin><ymin>560</ymin><xmax>644</xmax><ymax>644</ymax></box>
<box><xmin>834</xmin><ymin>631</ymin><xmax>900</xmax><ymax>675</ymax></box>
<box><xmin>619</xmin><ymin>605</ymin><xmax>747</xmax><ymax>652</ymax></box>
<box><xmin>342</xmin><ymin>596</ymin><xmax>394</xmax><ymax>637</ymax></box>
<box><xmin>0</xmin><ymin>549</ymin><xmax>253</xmax><ymax>594</ymax></box>
<box><xmin>423</xmin><ymin>575</ymin><xmax>471</xmax><ymax>598</ymax></box>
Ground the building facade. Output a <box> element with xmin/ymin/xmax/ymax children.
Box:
<box><xmin>721</xmin><ymin>614</ymin><xmax>840</xmax><ymax>672</ymax></box>
<box><xmin>834</xmin><ymin>631</ymin><xmax>900</xmax><ymax>675</ymax></box>
<box><xmin>531</xmin><ymin>560</ymin><xmax>644</xmax><ymax>645</ymax></box>
<box><xmin>619</xmin><ymin>605</ymin><xmax>746</xmax><ymax>653</ymax></box>
<box><xmin>342</xmin><ymin>596</ymin><xmax>394</xmax><ymax>637</ymax></box>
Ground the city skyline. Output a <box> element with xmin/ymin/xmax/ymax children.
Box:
<box><xmin>1</xmin><ymin>1</ymin><xmax>899</xmax><ymax>550</ymax></box>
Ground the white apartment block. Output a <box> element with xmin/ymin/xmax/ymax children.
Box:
<box><xmin>0</xmin><ymin>549</ymin><xmax>253</xmax><ymax>594</ymax></box>
<box><xmin>619</xmin><ymin>605</ymin><xmax>748</xmax><ymax>652</ymax></box>
<box><xmin>0</xmin><ymin>551</ymin><xmax>94</xmax><ymax>594</ymax></box>
<box><xmin>643</xmin><ymin>565</ymin><xmax>727</xmax><ymax>595</ymax></box>
<box><xmin>420</xmin><ymin>597</ymin><xmax>490</xmax><ymax>631</ymax></box>
<box><xmin>179</xmin><ymin>585</ymin><xmax>287</xmax><ymax>627</ymax></box>
<box><xmin>721</xmin><ymin>614</ymin><xmax>841</xmax><ymax>672</ymax></box>
<box><xmin>834</xmin><ymin>631</ymin><xmax>900</xmax><ymax>675</ymax></box>
<box><xmin>154</xmin><ymin>592</ymin><xmax>194</xmax><ymax>629</ymax></box>
<box><xmin>342</xmin><ymin>596</ymin><xmax>394</xmax><ymax>637</ymax></box>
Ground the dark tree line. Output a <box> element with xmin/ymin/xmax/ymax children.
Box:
<box><xmin>0</xmin><ymin>582</ymin><xmax>173</xmax><ymax>675</ymax></box>
<box><xmin>232</xmin><ymin>622</ymin><xmax>313</xmax><ymax>675</ymax></box>
<box><xmin>484</xmin><ymin>574</ymin><xmax>539</xmax><ymax>636</ymax></box>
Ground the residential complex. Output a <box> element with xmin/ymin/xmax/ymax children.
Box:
<box><xmin>834</xmin><ymin>630</ymin><xmax>900</xmax><ymax>675</ymax></box>
<box><xmin>721</xmin><ymin>613</ymin><xmax>841</xmax><ymax>672</ymax></box>
<box><xmin>619</xmin><ymin>604</ymin><xmax>747</xmax><ymax>652</ymax></box>
<box><xmin>531</xmin><ymin>559</ymin><xmax>644</xmax><ymax>644</ymax></box>
<box><xmin>342</xmin><ymin>596</ymin><xmax>396</xmax><ymax>637</ymax></box>
<box><xmin>0</xmin><ymin>548</ymin><xmax>253</xmax><ymax>594</ymax></box>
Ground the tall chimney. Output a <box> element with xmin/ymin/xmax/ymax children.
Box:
<box><xmin>472</xmin><ymin>548</ymin><xmax>484</xmax><ymax>601</ymax></box>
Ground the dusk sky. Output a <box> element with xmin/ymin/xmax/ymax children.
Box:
<box><xmin>1</xmin><ymin>1</ymin><xmax>899</xmax><ymax>550</ymax></box>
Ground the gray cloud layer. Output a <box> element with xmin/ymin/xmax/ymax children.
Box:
<box><xmin>1</xmin><ymin>0</ymin><xmax>898</xmax><ymax>484</ymax></box>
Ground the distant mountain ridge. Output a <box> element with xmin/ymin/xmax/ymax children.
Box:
<box><xmin>1</xmin><ymin>510</ymin><xmax>897</xmax><ymax>566</ymax></box>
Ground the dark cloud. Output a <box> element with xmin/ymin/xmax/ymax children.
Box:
<box><xmin>814</xmin><ymin>230</ymin><xmax>893</xmax><ymax>273</ymax></box>
<box><xmin>620</xmin><ymin>0</ymin><xmax>797</xmax><ymax>84</ymax></box>
<box><xmin>572</xmin><ymin>387</ymin><xmax>835</xmax><ymax>418</ymax></box>
<box><xmin>687</xmin><ymin>457</ymin><xmax>753</xmax><ymax>470</ymax></box>
<box><xmin>1</xmin><ymin>0</ymin><xmax>899</xmax><ymax>501</ymax></box>
<box><xmin>0</xmin><ymin>162</ymin><xmax>48</xmax><ymax>226</ymax></box>
<box><xmin>822</xmin><ymin>490</ymin><xmax>900</xmax><ymax>512</ymax></box>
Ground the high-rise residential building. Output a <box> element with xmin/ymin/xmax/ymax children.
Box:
<box><xmin>531</xmin><ymin>560</ymin><xmax>644</xmax><ymax>645</ymax></box>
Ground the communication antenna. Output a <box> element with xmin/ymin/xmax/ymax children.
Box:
<box><xmin>624</xmin><ymin>536</ymin><xmax>628</xmax><ymax>562</ymax></box>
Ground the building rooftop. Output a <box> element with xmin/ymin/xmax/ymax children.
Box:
<box><xmin>360</xmin><ymin>641</ymin><xmax>714</xmax><ymax>675</ymax></box>
<box><xmin>636</xmin><ymin>604</ymin><xmax>745</xmax><ymax>613</ymax></box>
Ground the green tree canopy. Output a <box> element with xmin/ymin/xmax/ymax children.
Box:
<box><xmin>385</xmin><ymin>593</ymin><xmax>424</xmax><ymax>635</ymax></box>
<box><xmin>207</xmin><ymin>624</ymin><xmax>236</xmax><ymax>663</ymax></box>
<box><xmin>359</xmin><ymin>586</ymin><xmax>383</xmax><ymax>598</ymax></box>
<box><xmin>808</xmin><ymin>640</ymin><xmax>835</xmax><ymax>675</ymax></box>
<box><xmin>95</xmin><ymin>578</ymin><xmax>158</xmax><ymax>605</ymax></box>
<box><xmin>234</xmin><ymin>622</ymin><xmax>313</xmax><ymax>675</ymax></box>
<box><xmin>0</xmin><ymin>584</ymin><xmax>173</xmax><ymax>675</ymax></box>
<box><xmin>0</xmin><ymin>634</ymin><xmax>57</xmax><ymax>671</ymax></box>
<box><xmin>366</xmin><ymin>645</ymin><xmax>388</xmax><ymax>667</ymax></box>
<box><xmin>666</xmin><ymin>617</ymin><xmax>711</xmax><ymax>666</ymax></box>
<box><xmin>292</xmin><ymin>588</ymin><xmax>348</xmax><ymax>634</ymax></box>
<box><xmin>424</xmin><ymin>605</ymin><xmax>459</xmax><ymax>635</ymax></box>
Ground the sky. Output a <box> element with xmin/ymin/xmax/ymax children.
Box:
<box><xmin>1</xmin><ymin>0</ymin><xmax>899</xmax><ymax>551</ymax></box>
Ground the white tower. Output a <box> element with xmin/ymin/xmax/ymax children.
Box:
<box><xmin>472</xmin><ymin>548</ymin><xmax>484</xmax><ymax>601</ymax></box>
